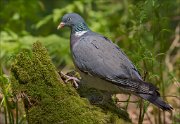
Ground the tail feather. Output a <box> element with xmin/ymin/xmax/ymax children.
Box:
<box><xmin>139</xmin><ymin>92</ymin><xmax>173</xmax><ymax>111</ymax></box>
<box><xmin>136</xmin><ymin>80</ymin><xmax>173</xmax><ymax>111</ymax></box>
<box><xmin>111</xmin><ymin>77</ymin><xmax>173</xmax><ymax>111</ymax></box>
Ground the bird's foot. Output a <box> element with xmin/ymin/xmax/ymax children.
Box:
<box><xmin>59</xmin><ymin>71</ymin><xmax>80</xmax><ymax>88</ymax></box>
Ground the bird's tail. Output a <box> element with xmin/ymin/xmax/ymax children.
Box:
<box><xmin>111</xmin><ymin>77</ymin><xmax>173</xmax><ymax>111</ymax></box>
<box><xmin>138</xmin><ymin>82</ymin><xmax>173</xmax><ymax>111</ymax></box>
<box><xmin>139</xmin><ymin>93</ymin><xmax>173</xmax><ymax>111</ymax></box>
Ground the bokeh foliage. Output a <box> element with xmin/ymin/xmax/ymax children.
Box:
<box><xmin>0</xmin><ymin>0</ymin><xmax>179</xmax><ymax>123</ymax></box>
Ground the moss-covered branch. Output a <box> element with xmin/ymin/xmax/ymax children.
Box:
<box><xmin>10</xmin><ymin>41</ymin><xmax>129</xmax><ymax>124</ymax></box>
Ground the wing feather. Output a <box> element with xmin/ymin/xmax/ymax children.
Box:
<box><xmin>72</xmin><ymin>34</ymin><xmax>141</xmax><ymax>81</ymax></box>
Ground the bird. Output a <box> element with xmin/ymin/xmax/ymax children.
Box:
<box><xmin>57</xmin><ymin>13</ymin><xmax>173</xmax><ymax>111</ymax></box>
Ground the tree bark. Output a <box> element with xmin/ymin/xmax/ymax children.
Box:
<box><xmin>10</xmin><ymin>41</ymin><xmax>130</xmax><ymax>124</ymax></box>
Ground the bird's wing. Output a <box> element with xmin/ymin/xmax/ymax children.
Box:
<box><xmin>72</xmin><ymin>34</ymin><xmax>141</xmax><ymax>79</ymax></box>
<box><xmin>72</xmin><ymin>33</ymin><xmax>157</xmax><ymax>94</ymax></box>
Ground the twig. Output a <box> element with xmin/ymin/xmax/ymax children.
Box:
<box><xmin>145</xmin><ymin>112</ymin><xmax>153</xmax><ymax>124</ymax></box>
<box><xmin>117</xmin><ymin>100</ymin><xmax>138</xmax><ymax>103</ymax></box>
<box><xmin>125</xmin><ymin>95</ymin><xmax>131</xmax><ymax>110</ymax></box>
<box><xmin>165</xmin><ymin>24</ymin><xmax>180</xmax><ymax>72</ymax></box>
<box><xmin>138</xmin><ymin>99</ymin><xmax>144</xmax><ymax>124</ymax></box>
<box><xmin>162</xmin><ymin>95</ymin><xmax>180</xmax><ymax>100</ymax></box>
<box><xmin>15</xmin><ymin>92</ymin><xmax>32</xmax><ymax>106</ymax></box>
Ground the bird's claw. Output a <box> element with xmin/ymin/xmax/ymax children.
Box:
<box><xmin>59</xmin><ymin>71</ymin><xmax>80</xmax><ymax>88</ymax></box>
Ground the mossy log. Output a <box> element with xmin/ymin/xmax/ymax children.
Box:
<box><xmin>10</xmin><ymin>41</ymin><xmax>130</xmax><ymax>124</ymax></box>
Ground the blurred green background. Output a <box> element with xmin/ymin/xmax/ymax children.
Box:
<box><xmin>0</xmin><ymin>0</ymin><xmax>179</xmax><ymax>123</ymax></box>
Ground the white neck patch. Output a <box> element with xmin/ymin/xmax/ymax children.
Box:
<box><xmin>74</xmin><ymin>31</ymin><xmax>87</xmax><ymax>37</ymax></box>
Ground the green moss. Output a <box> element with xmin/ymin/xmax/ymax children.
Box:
<box><xmin>10</xmin><ymin>41</ymin><xmax>130</xmax><ymax>124</ymax></box>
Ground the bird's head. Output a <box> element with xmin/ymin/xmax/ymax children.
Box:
<box><xmin>57</xmin><ymin>13</ymin><xmax>90</xmax><ymax>34</ymax></box>
<box><xmin>57</xmin><ymin>13</ymin><xmax>86</xmax><ymax>29</ymax></box>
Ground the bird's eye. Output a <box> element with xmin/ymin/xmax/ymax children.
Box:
<box><xmin>67</xmin><ymin>17</ymin><xmax>71</xmax><ymax>22</ymax></box>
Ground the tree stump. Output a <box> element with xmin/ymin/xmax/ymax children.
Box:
<box><xmin>10</xmin><ymin>41</ymin><xmax>130</xmax><ymax>124</ymax></box>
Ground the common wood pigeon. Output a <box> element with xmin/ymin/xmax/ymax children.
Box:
<box><xmin>57</xmin><ymin>13</ymin><xmax>173</xmax><ymax>111</ymax></box>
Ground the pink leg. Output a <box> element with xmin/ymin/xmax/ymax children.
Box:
<box><xmin>60</xmin><ymin>71</ymin><xmax>80</xmax><ymax>88</ymax></box>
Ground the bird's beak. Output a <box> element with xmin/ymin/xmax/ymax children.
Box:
<box><xmin>57</xmin><ymin>22</ymin><xmax>65</xmax><ymax>29</ymax></box>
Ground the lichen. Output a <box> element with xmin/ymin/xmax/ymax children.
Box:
<box><xmin>10</xmin><ymin>41</ymin><xmax>130</xmax><ymax>124</ymax></box>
